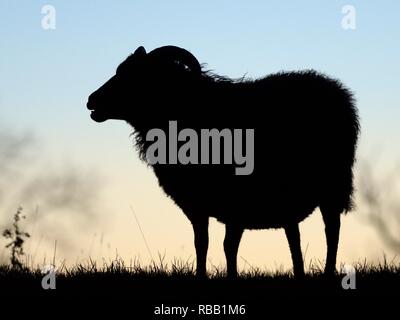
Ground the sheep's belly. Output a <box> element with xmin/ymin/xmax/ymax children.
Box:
<box><xmin>212</xmin><ymin>204</ymin><xmax>318</xmax><ymax>229</ymax></box>
<box><xmin>154</xmin><ymin>164</ymin><xmax>322</xmax><ymax>229</ymax></box>
<box><xmin>168</xmin><ymin>181</ymin><xmax>319</xmax><ymax>229</ymax></box>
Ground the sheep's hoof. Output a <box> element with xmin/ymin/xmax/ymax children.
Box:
<box><xmin>226</xmin><ymin>273</ymin><xmax>238</xmax><ymax>280</ymax></box>
<box><xmin>323</xmin><ymin>269</ymin><xmax>338</xmax><ymax>281</ymax></box>
<box><xmin>196</xmin><ymin>272</ymin><xmax>208</xmax><ymax>280</ymax></box>
<box><xmin>294</xmin><ymin>271</ymin><xmax>305</xmax><ymax>279</ymax></box>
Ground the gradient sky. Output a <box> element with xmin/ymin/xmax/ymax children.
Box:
<box><xmin>1</xmin><ymin>1</ymin><xmax>399</xmax><ymax>270</ymax></box>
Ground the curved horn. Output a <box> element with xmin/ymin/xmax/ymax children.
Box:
<box><xmin>148</xmin><ymin>45</ymin><xmax>201</xmax><ymax>74</ymax></box>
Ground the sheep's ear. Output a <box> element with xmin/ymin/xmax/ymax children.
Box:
<box><xmin>134</xmin><ymin>46</ymin><xmax>147</xmax><ymax>56</ymax></box>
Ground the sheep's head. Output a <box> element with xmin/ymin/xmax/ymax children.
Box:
<box><xmin>87</xmin><ymin>45</ymin><xmax>202</xmax><ymax>123</ymax></box>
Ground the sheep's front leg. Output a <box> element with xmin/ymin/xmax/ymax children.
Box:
<box><xmin>285</xmin><ymin>223</ymin><xmax>305</xmax><ymax>277</ymax></box>
<box><xmin>224</xmin><ymin>224</ymin><xmax>243</xmax><ymax>278</ymax></box>
<box><xmin>192</xmin><ymin>217</ymin><xmax>209</xmax><ymax>278</ymax></box>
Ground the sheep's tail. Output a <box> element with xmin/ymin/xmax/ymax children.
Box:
<box><xmin>322</xmin><ymin>87</ymin><xmax>360</xmax><ymax>214</ymax></box>
<box><xmin>343</xmin><ymin>89</ymin><xmax>360</xmax><ymax>213</ymax></box>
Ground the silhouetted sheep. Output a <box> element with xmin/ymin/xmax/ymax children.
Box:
<box><xmin>87</xmin><ymin>45</ymin><xmax>360</xmax><ymax>278</ymax></box>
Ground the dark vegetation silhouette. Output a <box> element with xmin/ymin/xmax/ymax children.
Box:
<box><xmin>87</xmin><ymin>45</ymin><xmax>360</xmax><ymax>278</ymax></box>
<box><xmin>2</xmin><ymin>207</ymin><xmax>30</xmax><ymax>270</ymax></box>
<box><xmin>1</xmin><ymin>257</ymin><xmax>399</xmax><ymax>299</ymax></box>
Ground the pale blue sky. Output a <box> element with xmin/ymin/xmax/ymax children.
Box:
<box><xmin>1</xmin><ymin>0</ymin><xmax>399</xmax><ymax>158</ymax></box>
<box><xmin>0</xmin><ymin>1</ymin><xmax>399</xmax><ymax>266</ymax></box>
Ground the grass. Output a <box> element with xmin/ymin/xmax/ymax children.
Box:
<box><xmin>1</xmin><ymin>256</ymin><xmax>399</xmax><ymax>300</ymax></box>
<box><xmin>1</xmin><ymin>210</ymin><xmax>399</xmax><ymax>304</ymax></box>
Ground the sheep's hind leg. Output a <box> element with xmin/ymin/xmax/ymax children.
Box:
<box><xmin>192</xmin><ymin>217</ymin><xmax>209</xmax><ymax>278</ymax></box>
<box><xmin>224</xmin><ymin>224</ymin><xmax>243</xmax><ymax>279</ymax></box>
<box><xmin>285</xmin><ymin>223</ymin><xmax>305</xmax><ymax>277</ymax></box>
<box><xmin>320</xmin><ymin>207</ymin><xmax>341</xmax><ymax>275</ymax></box>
